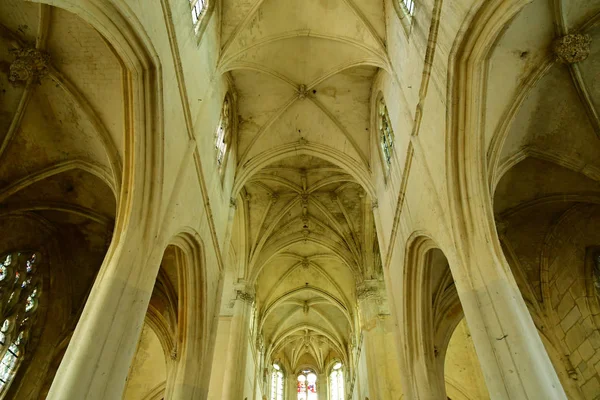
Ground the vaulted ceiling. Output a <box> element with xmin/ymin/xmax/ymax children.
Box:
<box><xmin>223</xmin><ymin>0</ymin><xmax>388</xmax><ymax>374</ymax></box>
<box><xmin>487</xmin><ymin>0</ymin><xmax>600</xmax><ymax>308</ymax></box>
<box><xmin>0</xmin><ymin>0</ymin><xmax>120</xmax><ymax>318</ymax></box>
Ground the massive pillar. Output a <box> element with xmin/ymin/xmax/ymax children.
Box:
<box><xmin>46</xmin><ymin>231</ymin><xmax>163</xmax><ymax>399</ymax></box>
<box><xmin>452</xmin><ymin>234</ymin><xmax>567</xmax><ymax>399</ymax></box>
<box><xmin>219</xmin><ymin>285</ymin><xmax>255</xmax><ymax>400</ymax></box>
<box><xmin>356</xmin><ymin>280</ymin><xmax>404</xmax><ymax>399</ymax></box>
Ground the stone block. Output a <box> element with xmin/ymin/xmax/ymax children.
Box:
<box><xmin>589</xmin><ymin>350</ymin><xmax>600</xmax><ymax>367</ymax></box>
<box><xmin>551</xmin><ymin>283</ymin><xmax>561</xmax><ymax>309</ymax></box>
<box><xmin>561</xmin><ymin>306</ymin><xmax>582</xmax><ymax>333</ymax></box>
<box><xmin>566</xmin><ymin>324</ymin><xmax>587</xmax><ymax>352</ymax></box>
<box><xmin>558</xmin><ymin>292</ymin><xmax>575</xmax><ymax>320</ymax></box>
<box><xmin>571</xmin><ymin>350</ymin><xmax>583</xmax><ymax>368</ymax></box>
<box><xmin>576</xmin><ymin>296</ymin><xmax>591</xmax><ymax>319</ymax></box>
<box><xmin>556</xmin><ymin>270</ymin><xmax>576</xmax><ymax>295</ymax></box>
<box><xmin>582</xmin><ymin>365</ymin><xmax>595</xmax><ymax>381</ymax></box>
<box><xmin>589</xmin><ymin>331</ymin><xmax>600</xmax><ymax>350</ymax></box>
<box><xmin>580</xmin><ymin>341</ymin><xmax>595</xmax><ymax>361</ymax></box>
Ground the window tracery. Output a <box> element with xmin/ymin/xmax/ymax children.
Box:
<box><xmin>190</xmin><ymin>0</ymin><xmax>208</xmax><ymax>25</ymax></box>
<box><xmin>270</xmin><ymin>363</ymin><xmax>284</xmax><ymax>400</ymax></box>
<box><xmin>378</xmin><ymin>96</ymin><xmax>395</xmax><ymax>169</ymax></box>
<box><xmin>215</xmin><ymin>95</ymin><xmax>233</xmax><ymax>169</ymax></box>
<box><xmin>297</xmin><ymin>370</ymin><xmax>317</xmax><ymax>400</ymax></box>
<box><xmin>329</xmin><ymin>362</ymin><xmax>344</xmax><ymax>400</ymax></box>
<box><xmin>0</xmin><ymin>252</ymin><xmax>41</xmax><ymax>394</ymax></box>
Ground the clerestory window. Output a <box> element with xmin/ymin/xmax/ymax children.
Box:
<box><xmin>189</xmin><ymin>0</ymin><xmax>208</xmax><ymax>26</ymax></box>
<box><xmin>215</xmin><ymin>95</ymin><xmax>232</xmax><ymax>170</ymax></box>
<box><xmin>401</xmin><ymin>0</ymin><xmax>415</xmax><ymax>17</ymax></box>
<box><xmin>378</xmin><ymin>96</ymin><xmax>395</xmax><ymax>170</ymax></box>
<box><xmin>297</xmin><ymin>370</ymin><xmax>317</xmax><ymax>400</ymax></box>
<box><xmin>329</xmin><ymin>362</ymin><xmax>344</xmax><ymax>400</ymax></box>
<box><xmin>270</xmin><ymin>363</ymin><xmax>284</xmax><ymax>400</ymax></box>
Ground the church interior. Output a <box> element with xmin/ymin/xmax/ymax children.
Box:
<box><xmin>0</xmin><ymin>0</ymin><xmax>600</xmax><ymax>398</ymax></box>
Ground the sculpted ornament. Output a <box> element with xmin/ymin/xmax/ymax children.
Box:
<box><xmin>553</xmin><ymin>34</ymin><xmax>592</xmax><ymax>64</ymax></box>
<box><xmin>236</xmin><ymin>290</ymin><xmax>255</xmax><ymax>303</ymax></box>
<box><xmin>357</xmin><ymin>286</ymin><xmax>379</xmax><ymax>300</ymax></box>
<box><xmin>9</xmin><ymin>48</ymin><xmax>50</xmax><ymax>83</ymax></box>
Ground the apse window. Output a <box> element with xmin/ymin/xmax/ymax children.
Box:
<box><xmin>190</xmin><ymin>0</ymin><xmax>207</xmax><ymax>25</ymax></box>
<box><xmin>297</xmin><ymin>370</ymin><xmax>318</xmax><ymax>400</ymax></box>
<box><xmin>0</xmin><ymin>252</ymin><xmax>41</xmax><ymax>395</ymax></box>
<box><xmin>329</xmin><ymin>362</ymin><xmax>344</xmax><ymax>400</ymax></box>
<box><xmin>271</xmin><ymin>363</ymin><xmax>284</xmax><ymax>400</ymax></box>
<box><xmin>378</xmin><ymin>96</ymin><xmax>395</xmax><ymax>169</ymax></box>
<box><xmin>215</xmin><ymin>95</ymin><xmax>232</xmax><ymax>169</ymax></box>
<box><xmin>401</xmin><ymin>0</ymin><xmax>415</xmax><ymax>17</ymax></box>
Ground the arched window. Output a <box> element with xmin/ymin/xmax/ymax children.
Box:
<box><xmin>400</xmin><ymin>0</ymin><xmax>415</xmax><ymax>17</ymax></box>
<box><xmin>297</xmin><ymin>370</ymin><xmax>317</xmax><ymax>400</ymax></box>
<box><xmin>378</xmin><ymin>96</ymin><xmax>395</xmax><ymax>169</ymax></box>
<box><xmin>215</xmin><ymin>95</ymin><xmax>232</xmax><ymax>169</ymax></box>
<box><xmin>0</xmin><ymin>252</ymin><xmax>41</xmax><ymax>395</ymax></box>
<box><xmin>270</xmin><ymin>363</ymin><xmax>284</xmax><ymax>400</ymax></box>
<box><xmin>189</xmin><ymin>0</ymin><xmax>208</xmax><ymax>26</ymax></box>
<box><xmin>329</xmin><ymin>362</ymin><xmax>344</xmax><ymax>400</ymax></box>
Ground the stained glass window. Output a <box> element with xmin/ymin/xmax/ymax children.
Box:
<box><xmin>297</xmin><ymin>370</ymin><xmax>317</xmax><ymax>400</ymax></box>
<box><xmin>329</xmin><ymin>362</ymin><xmax>344</xmax><ymax>400</ymax></box>
<box><xmin>0</xmin><ymin>252</ymin><xmax>41</xmax><ymax>394</ymax></box>
<box><xmin>378</xmin><ymin>97</ymin><xmax>395</xmax><ymax>169</ymax></box>
<box><xmin>190</xmin><ymin>0</ymin><xmax>208</xmax><ymax>25</ymax></box>
<box><xmin>400</xmin><ymin>0</ymin><xmax>415</xmax><ymax>17</ymax></box>
<box><xmin>270</xmin><ymin>363</ymin><xmax>284</xmax><ymax>400</ymax></box>
<box><xmin>216</xmin><ymin>96</ymin><xmax>232</xmax><ymax>168</ymax></box>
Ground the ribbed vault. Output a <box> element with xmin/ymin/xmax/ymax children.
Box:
<box><xmin>224</xmin><ymin>0</ymin><xmax>387</xmax><ymax>375</ymax></box>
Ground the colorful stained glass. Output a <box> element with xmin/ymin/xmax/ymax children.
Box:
<box><xmin>298</xmin><ymin>371</ymin><xmax>317</xmax><ymax>400</ymax></box>
<box><xmin>0</xmin><ymin>252</ymin><xmax>41</xmax><ymax>393</ymax></box>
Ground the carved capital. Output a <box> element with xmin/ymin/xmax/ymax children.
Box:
<box><xmin>9</xmin><ymin>48</ymin><xmax>50</xmax><ymax>83</ymax></box>
<box><xmin>357</xmin><ymin>286</ymin><xmax>379</xmax><ymax>300</ymax></box>
<box><xmin>553</xmin><ymin>34</ymin><xmax>592</xmax><ymax>64</ymax></box>
<box><xmin>236</xmin><ymin>290</ymin><xmax>255</xmax><ymax>303</ymax></box>
<box><xmin>229</xmin><ymin>197</ymin><xmax>237</xmax><ymax>208</ymax></box>
<box><xmin>170</xmin><ymin>343</ymin><xmax>178</xmax><ymax>360</ymax></box>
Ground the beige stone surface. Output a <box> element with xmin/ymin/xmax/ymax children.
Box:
<box><xmin>1</xmin><ymin>0</ymin><xmax>600</xmax><ymax>399</ymax></box>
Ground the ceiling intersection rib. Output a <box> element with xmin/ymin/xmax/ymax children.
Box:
<box><xmin>0</xmin><ymin>159</ymin><xmax>115</xmax><ymax>203</ymax></box>
<box><xmin>220</xmin><ymin>31</ymin><xmax>388</xmax><ymax>68</ymax></box>
<box><xmin>233</xmin><ymin>141</ymin><xmax>375</xmax><ymax>197</ymax></box>
<box><xmin>219</xmin><ymin>61</ymin><xmax>298</xmax><ymax>89</ymax></box>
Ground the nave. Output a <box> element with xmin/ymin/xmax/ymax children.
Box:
<box><xmin>0</xmin><ymin>0</ymin><xmax>599</xmax><ymax>399</ymax></box>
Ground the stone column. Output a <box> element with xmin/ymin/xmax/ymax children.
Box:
<box><xmin>220</xmin><ymin>285</ymin><xmax>255</xmax><ymax>399</ymax></box>
<box><xmin>356</xmin><ymin>280</ymin><xmax>404</xmax><ymax>399</ymax></box>
<box><xmin>46</xmin><ymin>230</ymin><xmax>163</xmax><ymax>399</ymax></box>
<box><xmin>452</xmin><ymin>234</ymin><xmax>568</xmax><ymax>399</ymax></box>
